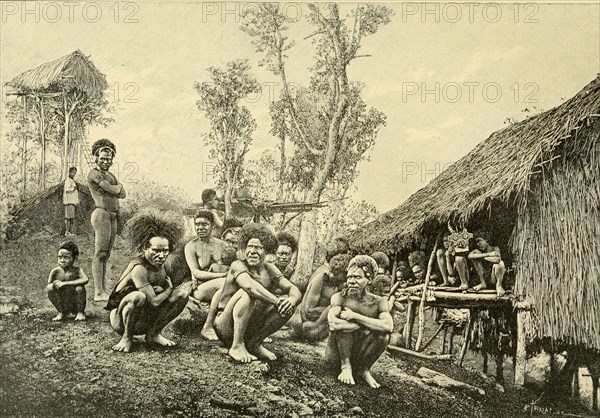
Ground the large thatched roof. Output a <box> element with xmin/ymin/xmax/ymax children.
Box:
<box><xmin>350</xmin><ymin>76</ymin><xmax>600</xmax><ymax>253</ymax></box>
<box><xmin>5</xmin><ymin>50</ymin><xmax>108</xmax><ymax>98</ymax></box>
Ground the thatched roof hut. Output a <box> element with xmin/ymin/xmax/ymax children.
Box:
<box><xmin>350</xmin><ymin>76</ymin><xmax>600</xmax><ymax>350</ymax></box>
<box><xmin>6</xmin><ymin>50</ymin><xmax>108</xmax><ymax>98</ymax></box>
<box><xmin>7</xmin><ymin>183</ymin><xmax>96</xmax><ymax>240</ymax></box>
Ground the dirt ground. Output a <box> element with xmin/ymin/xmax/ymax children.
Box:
<box><xmin>0</xmin><ymin>232</ymin><xmax>580</xmax><ymax>418</ymax></box>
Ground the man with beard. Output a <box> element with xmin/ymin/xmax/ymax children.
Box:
<box><xmin>87</xmin><ymin>139</ymin><xmax>126</xmax><ymax>301</ymax></box>
<box><xmin>325</xmin><ymin>255</ymin><xmax>394</xmax><ymax>389</ymax></box>
<box><xmin>105</xmin><ymin>210</ymin><xmax>188</xmax><ymax>353</ymax></box>
<box><xmin>213</xmin><ymin>223</ymin><xmax>302</xmax><ymax>363</ymax></box>
<box><xmin>295</xmin><ymin>253</ymin><xmax>351</xmax><ymax>341</ymax></box>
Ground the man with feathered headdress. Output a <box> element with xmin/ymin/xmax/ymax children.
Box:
<box><xmin>325</xmin><ymin>255</ymin><xmax>393</xmax><ymax>389</ymax></box>
<box><xmin>105</xmin><ymin>210</ymin><xmax>188</xmax><ymax>352</ymax></box>
<box><xmin>87</xmin><ymin>139</ymin><xmax>126</xmax><ymax>301</ymax></box>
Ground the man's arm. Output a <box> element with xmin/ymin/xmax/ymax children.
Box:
<box><xmin>64</xmin><ymin>179</ymin><xmax>77</xmax><ymax>193</ymax></box>
<box><xmin>184</xmin><ymin>240</ymin><xmax>227</xmax><ymax>282</ymax></box>
<box><xmin>328</xmin><ymin>293</ymin><xmax>361</xmax><ymax>332</ymax></box>
<box><xmin>229</xmin><ymin>262</ymin><xmax>279</xmax><ymax>306</ymax></box>
<box><xmin>468</xmin><ymin>248</ymin><xmax>502</xmax><ymax>263</ymax></box>
<box><xmin>303</xmin><ymin>273</ymin><xmax>327</xmax><ymax>320</ymax></box>
<box><xmin>211</xmin><ymin>210</ymin><xmax>224</xmax><ymax>229</ymax></box>
<box><xmin>339</xmin><ymin>298</ymin><xmax>394</xmax><ymax>334</ymax></box>
<box><xmin>130</xmin><ymin>266</ymin><xmax>172</xmax><ymax>307</ymax></box>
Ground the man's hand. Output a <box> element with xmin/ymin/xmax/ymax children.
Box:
<box><xmin>339</xmin><ymin>308</ymin><xmax>355</xmax><ymax>321</ymax></box>
<box><xmin>276</xmin><ymin>297</ymin><xmax>294</xmax><ymax>317</ymax></box>
<box><xmin>54</xmin><ymin>281</ymin><xmax>65</xmax><ymax>290</ymax></box>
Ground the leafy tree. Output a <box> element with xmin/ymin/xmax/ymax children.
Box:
<box><xmin>194</xmin><ymin>60</ymin><xmax>260</xmax><ymax>215</ymax></box>
<box><xmin>242</xmin><ymin>4</ymin><xmax>392</xmax><ymax>286</ymax></box>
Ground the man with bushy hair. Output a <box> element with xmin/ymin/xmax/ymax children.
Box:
<box><xmin>213</xmin><ymin>223</ymin><xmax>302</xmax><ymax>363</ymax></box>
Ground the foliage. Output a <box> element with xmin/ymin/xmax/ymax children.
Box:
<box><xmin>194</xmin><ymin>60</ymin><xmax>260</xmax><ymax>214</ymax></box>
<box><xmin>119</xmin><ymin>176</ymin><xmax>193</xmax><ymax>227</ymax></box>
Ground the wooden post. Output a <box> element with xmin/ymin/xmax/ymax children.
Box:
<box><xmin>455</xmin><ymin>309</ymin><xmax>473</xmax><ymax>367</ymax></box>
<box><xmin>440</xmin><ymin>326</ymin><xmax>448</xmax><ymax>354</ymax></box>
<box><xmin>403</xmin><ymin>299</ymin><xmax>416</xmax><ymax>349</ymax></box>
<box><xmin>514</xmin><ymin>307</ymin><xmax>528</xmax><ymax>386</ymax></box>
<box><xmin>415</xmin><ymin>241</ymin><xmax>439</xmax><ymax>351</ymax></box>
<box><xmin>420</xmin><ymin>322</ymin><xmax>444</xmax><ymax>352</ymax></box>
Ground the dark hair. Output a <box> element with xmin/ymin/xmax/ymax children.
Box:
<box><xmin>69</xmin><ymin>167</ymin><xmax>77</xmax><ymax>173</ymax></box>
<box><xmin>58</xmin><ymin>241</ymin><xmax>79</xmax><ymax>260</ymax></box>
<box><xmin>473</xmin><ymin>230</ymin><xmax>492</xmax><ymax>244</ymax></box>
<box><xmin>201</xmin><ymin>189</ymin><xmax>217</xmax><ymax>204</ymax></box>
<box><xmin>347</xmin><ymin>255</ymin><xmax>379</xmax><ymax>280</ymax></box>
<box><xmin>222</xmin><ymin>217</ymin><xmax>243</xmax><ymax>231</ymax></box>
<box><xmin>91</xmin><ymin>138</ymin><xmax>116</xmax><ymax>156</ymax></box>
<box><xmin>325</xmin><ymin>237</ymin><xmax>350</xmax><ymax>262</ymax></box>
<box><xmin>330</xmin><ymin>253</ymin><xmax>351</xmax><ymax>276</ymax></box>
<box><xmin>370</xmin><ymin>251</ymin><xmax>390</xmax><ymax>270</ymax></box>
<box><xmin>221</xmin><ymin>246</ymin><xmax>238</xmax><ymax>266</ymax></box>
<box><xmin>276</xmin><ymin>231</ymin><xmax>298</xmax><ymax>254</ymax></box>
<box><xmin>239</xmin><ymin>223</ymin><xmax>278</xmax><ymax>254</ymax></box>
<box><xmin>125</xmin><ymin>209</ymin><xmax>184</xmax><ymax>253</ymax></box>
<box><xmin>194</xmin><ymin>209</ymin><xmax>214</xmax><ymax>225</ymax></box>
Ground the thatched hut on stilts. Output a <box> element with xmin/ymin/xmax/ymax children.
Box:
<box><xmin>349</xmin><ymin>76</ymin><xmax>600</xmax><ymax>389</ymax></box>
<box><xmin>4</xmin><ymin>50</ymin><xmax>109</xmax><ymax>190</ymax></box>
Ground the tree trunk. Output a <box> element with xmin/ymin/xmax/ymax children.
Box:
<box><xmin>277</xmin><ymin>129</ymin><xmax>286</xmax><ymax>201</ymax></box>
<box><xmin>293</xmin><ymin>208</ymin><xmax>319</xmax><ymax>291</ymax></box>
<box><xmin>38</xmin><ymin>97</ymin><xmax>46</xmax><ymax>192</ymax></box>
<box><xmin>62</xmin><ymin>111</ymin><xmax>71</xmax><ymax>181</ymax></box>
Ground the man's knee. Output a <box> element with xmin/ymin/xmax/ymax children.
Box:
<box><xmin>75</xmin><ymin>286</ymin><xmax>86</xmax><ymax>294</ymax></box>
<box><xmin>494</xmin><ymin>261</ymin><xmax>506</xmax><ymax>274</ymax></box>
<box><xmin>126</xmin><ymin>292</ymin><xmax>147</xmax><ymax>308</ymax></box>
<box><xmin>169</xmin><ymin>288</ymin><xmax>189</xmax><ymax>303</ymax></box>
<box><xmin>455</xmin><ymin>255</ymin><xmax>467</xmax><ymax>267</ymax></box>
<box><xmin>46</xmin><ymin>283</ymin><xmax>55</xmax><ymax>293</ymax></box>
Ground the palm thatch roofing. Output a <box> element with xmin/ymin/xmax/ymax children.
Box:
<box><xmin>5</xmin><ymin>50</ymin><xmax>108</xmax><ymax>98</ymax></box>
<box><xmin>349</xmin><ymin>76</ymin><xmax>600</xmax><ymax>253</ymax></box>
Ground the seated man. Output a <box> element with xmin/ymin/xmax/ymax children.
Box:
<box><xmin>213</xmin><ymin>223</ymin><xmax>302</xmax><ymax>363</ymax></box>
<box><xmin>467</xmin><ymin>232</ymin><xmax>507</xmax><ymax>296</ymax></box>
<box><xmin>46</xmin><ymin>241</ymin><xmax>89</xmax><ymax>321</ymax></box>
<box><xmin>436</xmin><ymin>233</ymin><xmax>470</xmax><ymax>289</ymax></box>
<box><xmin>106</xmin><ymin>210</ymin><xmax>188</xmax><ymax>352</ymax></box>
<box><xmin>294</xmin><ymin>253</ymin><xmax>350</xmax><ymax>341</ymax></box>
<box><xmin>325</xmin><ymin>255</ymin><xmax>394</xmax><ymax>389</ymax></box>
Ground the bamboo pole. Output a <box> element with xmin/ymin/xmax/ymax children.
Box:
<box><xmin>514</xmin><ymin>308</ymin><xmax>528</xmax><ymax>386</ymax></box>
<box><xmin>387</xmin><ymin>345</ymin><xmax>453</xmax><ymax>361</ymax></box>
<box><xmin>403</xmin><ymin>299</ymin><xmax>416</xmax><ymax>349</ymax></box>
<box><xmin>419</xmin><ymin>322</ymin><xmax>445</xmax><ymax>352</ymax></box>
<box><xmin>455</xmin><ymin>309</ymin><xmax>473</xmax><ymax>367</ymax></box>
<box><xmin>415</xmin><ymin>241</ymin><xmax>439</xmax><ymax>351</ymax></box>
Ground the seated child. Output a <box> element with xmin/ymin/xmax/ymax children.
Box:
<box><xmin>209</xmin><ymin>245</ymin><xmax>238</xmax><ymax>274</ymax></box>
<box><xmin>46</xmin><ymin>241</ymin><xmax>89</xmax><ymax>321</ymax></box>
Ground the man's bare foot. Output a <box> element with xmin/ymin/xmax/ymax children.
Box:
<box><xmin>112</xmin><ymin>338</ymin><xmax>132</xmax><ymax>352</ymax></box>
<box><xmin>74</xmin><ymin>313</ymin><xmax>86</xmax><ymax>321</ymax></box>
<box><xmin>228</xmin><ymin>344</ymin><xmax>257</xmax><ymax>363</ymax></box>
<box><xmin>52</xmin><ymin>313</ymin><xmax>64</xmax><ymax>321</ymax></box>
<box><xmin>471</xmin><ymin>283</ymin><xmax>487</xmax><ymax>292</ymax></box>
<box><xmin>338</xmin><ymin>366</ymin><xmax>355</xmax><ymax>385</ymax></box>
<box><xmin>496</xmin><ymin>285</ymin><xmax>506</xmax><ymax>297</ymax></box>
<box><xmin>360</xmin><ymin>370</ymin><xmax>381</xmax><ymax>388</ymax></box>
<box><xmin>94</xmin><ymin>292</ymin><xmax>110</xmax><ymax>302</ymax></box>
<box><xmin>146</xmin><ymin>334</ymin><xmax>177</xmax><ymax>347</ymax></box>
<box><xmin>459</xmin><ymin>283</ymin><xmax>469</xmax><ymax>291</ymax></box>
<box><xmin>250</xmin><ymin>344</ymin><xmax>277</xmax><ymax>361</ymax></box>
<box><xmin>200</xmin><ymin>326</ymin><xmax>219</xmax><ymax>341</ymax></box>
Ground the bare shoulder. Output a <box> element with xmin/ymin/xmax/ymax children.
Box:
<box><xmin>185</xmin><ymin>237</ymin><xmax>199</xmax><ymax>249</ymax></box>
<box><xmin>229</xmin><ymin>260</ymin><xmax>249</xmax><ymax>275</ymax></box>
<box><xmin>330</xmin><ymin>291</ymin><xmax>344</xmax><ymax>306</ymax></box>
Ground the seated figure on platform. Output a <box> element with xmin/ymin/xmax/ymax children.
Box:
<box><xmin>325</xmin><ymin>255</ymin><xmax>394</xmax><ymax>388</ymax></box>
<box><xmin>106</xmin><ymin>210</ymin><xmax>188</xmax><ymax>352</ymax></box>
<box><xmin>46</xmin><ymin>241</ymin><xmax>89</xmax><ymax>321</ymax></box>
<box><xmin>294</xmin><ymin>253</ymin><xmax>351</xmax><ymax>341</ymax></box>
<box><xmin>436</xmin><ymin>233</ymin><xmax>470</xmax><ymax>289</ymax></box>
<box><xmin>213</xmin><ymin>223</ymin><xmax>302</xmax><ymax>363</ymax></box>
<box><xmin>467</xmin><ymin>231</ymin><xmax>507</xmax><ymax>296</ymax></box>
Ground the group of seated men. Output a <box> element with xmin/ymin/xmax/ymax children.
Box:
<box><xmin>47</xmin><ymin>206</ymin><xmax>394</xmax><ymax>389</ymax></box>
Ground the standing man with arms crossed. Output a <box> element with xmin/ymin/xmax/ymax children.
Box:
<box><xmin>87</xmin><ymin>139</ymin><xmax>126</xmax><ymax>301</ymax></box>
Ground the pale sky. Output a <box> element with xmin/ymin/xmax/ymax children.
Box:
<box><xmin>1</xmin><ymin>2</ymin><xmax>599</xmax><ymax>212</ymax></box>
